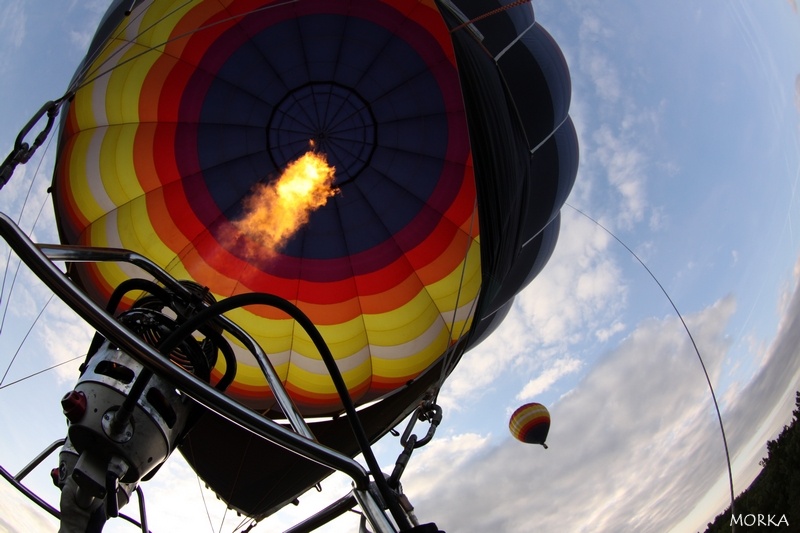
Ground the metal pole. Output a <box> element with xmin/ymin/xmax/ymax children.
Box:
<box><xmin>15</xmin><ymin>438</ymin><xmax>65</xmax><ymax>481</ymax></box>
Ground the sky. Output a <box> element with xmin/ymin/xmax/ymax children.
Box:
<box><xmin>1</xmin><ymin>1</ymin><xmax>800</xmax><ymax>532</ymax></box>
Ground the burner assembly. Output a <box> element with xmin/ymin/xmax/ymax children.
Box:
<box><xmin>54</xmin><ymin>281</ymin><xmax>230</xmax><ymax>529</ymax></box>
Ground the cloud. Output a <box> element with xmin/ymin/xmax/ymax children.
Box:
<box><xmin>596</xmin><ymin>319</ymin><xmax>625</xmax><ymax>342</ymax></box>
<box><xmin>406</xmin><ymin>288</ymin><xmax>800</xmax><ymax>533</ymax></box>
<box><xmin>441</xmin><ymin>209</ymin><xmax>629</xmax><ymax>411</ymax></box>
<box><xmin>577</xmin><ymin>13</ymin><xmax>620</xmax><ymax>104</ymax></box>
<box><xmin>558</xmin><ymin>3</ymin><xmax>669</xmax><ymax>235</ymax></box>
<box><xmin>38</xmin><ymin>300</ymin><xmax>94</xmax><ymax>384</ymax></box>
<box><xmin>518</xmin><ymin>212</ymin><xmax>624</xmax><ymax>347</ymax></box>
<box><xmin>408</xmin><ymin>266</ymin><xmax>800</xmax><ymax>532</ymax></box>
<box><xmin>795</xmin><ymin>73</ymin><xmax>800</xmax><ymax>114</ymax></box>
<box><xmin>441</xmin><ymin>303</ymin><xmax>534</xmax><ymax>412</ymax></box>
<box><xmin>592</xmin><ymin>125</ymin><xmax>648</xmax><ymax>228</ymax></box>
<box><xmin>584</xmin><ymin>51</ymin><xmax>621</xmax><ymax>104</ymax></box>
<box><xmin>0</xmin><ymin>3</ymin><xmax>26</xmax><ymax>50</ymax></box>
<box><xmin>0</xmin><ymin>482</ymin><xmax>58</xmax><ymax>532</ymax></box>
<box><xmin>67</xmin><ymin>0</ymin><xmax>108</xmax><ymax>54</ymax></box>
<box><xmin>516</xmin><ymin>357</ymin><xmax>583</xmax><ymax>400</ymax></box>
<box><xmin>402</xmin><ymin>433</ymin><xmax>491</xmax><ymax>500</ymax></box>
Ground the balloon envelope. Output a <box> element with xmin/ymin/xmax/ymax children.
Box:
<box><xmin>52</xmin><ymin>0</ymin><xmax>576</xmax><ymax>516</ymax></box>
<box><xmin>509</xmin><ymin>402</ymin><xmax>551</xmax><ymax>446</ymax></box>
<box><xmin>55</xmin><ymin>0</ymin><xmax>482</xmax><ymax>415</ymax></box>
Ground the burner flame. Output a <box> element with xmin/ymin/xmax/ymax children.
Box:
<box><xmin>231</xmin><ymin>148</ymin><xmax>338</xmax><ymax>258</ymax></box>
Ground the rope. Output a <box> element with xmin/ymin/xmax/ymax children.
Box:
<box><xmin>71</xmin><ymin>0</ymin><xmax>299</xmax><ymax>93</ymax></box>
<box><xmin>449</xmin><ymin>0</ymin><xmax>533</xmax><ymax>34</ymax></box>
<box><xmin>0</xmin><ymin>353</ymin><xmax>83</xmax><ymax>391</ymax></box>
<box><xmin>0</xmin><ymin>129</ymin><xmax>56</xmax><ymax>334</ymax></box>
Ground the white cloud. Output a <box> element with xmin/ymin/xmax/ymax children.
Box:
<box><xmin>69</xmin><ymin>30</ymin><xmax>94</xmax><ymax>53</ymax></box>
<box><xmin>560</xmin><ymin>4</ymin><xmax>669</xmax><ymax>238</ymax></box>
<box><xmin>794</xmin><ymin>73</ymin><xmax>800</xmax><ymax>113</ymax></box>
<box><xmin>596</xmin><ymin>319</ymin><xmax>625</xmax><ymax>342</ymax></box>
<box><xmin>441</xmin><ymin>306</ymin><xmax>533</xmax><ymax>411</ymax></box>
<box><xmin>577</xmin><ymin>13</ymin><xmax>621</xmax><ymax>103</ymax></box>
<box><xmin>777</xmin><ymin>253</ymin><xmax>800</xmax><ymax>321</ymax></box>
<box><xmin>441</xmin><ymin>208</ymin><xmax>631</xmax><ymax>411</ymax></box>
<box><xmin>67</xmin><ymin>0</ymin><xmax>108</xmax><ymax>49</ymax></box>
<box><xmin>408</xmin><ymin>275</ymin><xmax>800</xmax><ymax>533</ymax></box>
<box><xmin>38</xmin><ymin>300</ymin><xmax>94</xmax><ymax>384</ymax></box>
<box><xmin>516</xmin><ymin>357</ymin><xmax>583</xmax><ymax>400</ymax></box>
<box><xmin>517</xmin><ymin>212</ymin><xmax>626</xmax><ymax>348</ymax></box>
<box><xmin>593</xmin><ymin>125</ymin><xmax>648</xmax><ymax>228</ymax></box>
<box><xmin>408</xmin><ymin>293</ymin><xmax>796</xmax><ymax>533</ymax></box>
<box><xmin>0</xmin><ymin>482</ymin><xmax>58</xmax><ymax>532</ymax></box>
<box><xmin>402</xmin><ymin>432</ymin><xmax>491</xmax><ymax>501</ymax></box>
<box><xmin>0</xmin><ymin>3</ymin><xmax>27</xmax><ymax>50</ymax></box>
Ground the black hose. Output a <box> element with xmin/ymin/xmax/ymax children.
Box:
<box><xmin>158</xmin><ymin>292</ymin><xmax>413</xmax><ymax>530</ymax></box>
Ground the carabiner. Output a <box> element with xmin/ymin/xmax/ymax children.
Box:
<box><xmin>1</xmin><ymin>98</ymin><xmax>65</xmax><ymax>189</ymax></box>
<box><xmin>401</xmin><ymin>402</ymin><xmax>443</xmax><ymax>449</ymax></box>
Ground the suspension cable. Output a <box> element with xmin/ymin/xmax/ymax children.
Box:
<box><xmin>0</xmin><ymin>294</ymin><xmax>54</xmax><ymax>387</ymax></box>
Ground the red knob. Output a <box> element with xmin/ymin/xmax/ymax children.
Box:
<box><xmin>61</xmin><ymin>390</ymin><xmax>87</xmax><ymax>423</ymax></box>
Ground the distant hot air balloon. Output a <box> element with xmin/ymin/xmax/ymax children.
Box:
<box><xmin>51</xmin><ymin>0</ymin><xmax>577</xmax><ymax>519</ymax></box>
<box><xmin>509</xmin><ymin>402</ymin><xmax>551</xmax><ymax>448</ymax></box>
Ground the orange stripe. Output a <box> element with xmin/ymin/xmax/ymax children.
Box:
<box><xmin>132</xmin><ymin>124</ymin><xmax>165</xmax><ymax>193</ymax></box>
<box><xmin>55</xmin><ymin>134</ymin><xmax>91</xmax><ymax>237</ymax></box>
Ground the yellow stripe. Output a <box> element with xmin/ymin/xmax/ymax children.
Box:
<box><xmin>227</xmin><ymin>308</ymin><xmax>297</xmax><ymax>351</ymax></box>
<box><xmin>105</xmin><ymin>43</ymin><xmax>159</xmax><ymax>125</ymax></box>
<box><xmin>317</xmin><ymin>318</ymin><xmax>370</xmax><ymax>354</ymax></box>
<box><xmin>71</xmin><ymin>81</ymin><xmax>101</xmax><ymax>130</ymax></box>
<box><xmin>99</xmin><ymin>125</ymin><xmax>145</xmax><ymax>206</ymax></box>
<box><xmin>68</xmin><ymin>132</ymin><xmax>107</xmax><ymax>224</ymax></box>
<box><xmin>281</xmin><ymin>318</ymin><xmax>369</xmax><ymax>360</ymax></box>
<box><xmin>285</xmin><ymin>357</ymin><xmax>372</xmax><ymax>396</ymax></box>
<box><xmin>116</xmin><ymin>196</ymin><xmax>177</xmax><ymax>267</ymax></box>
<box><xmin>370</xmin><ymin>323</ymin><xmax>451</xmax><ymax>379</ymax></box>
<box><xmin>219</xmin><ymin>362</ymin><xmax>289</xmax><ymax>389</ymax></box>
<box><xmin>73</xmin><ymin>40</ymin><xmax>126</xmax><ymax>129</ymax></box>
<box><xmin>137</xmin><ymin>0</ymin><xmax>196</xmax><ymax>52</ymax></box>
<box><xmin>361</xmin><ymin>290</ymin><xmax>440</xmax><ymax>346</ymax></box>
<box><xmin>425</xmin><ymin>239</ymin><xmax>481</xmax><ymax>316</ymax></box>
<box><xmin>511</xmin><ymin>405</ymin><xmax>550</xmax><ymax>432</ymax></box>
<box><xmin>218</xmin><ymin>277</ymin><xmax>475</xmax><ymax>386</ymax></box>
<box><xmin>87</xmin><ymin>213</ymin><xmax>134</xmax><ymax>290</ymax></box>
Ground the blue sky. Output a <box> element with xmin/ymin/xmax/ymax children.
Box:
<box><xmin>1</xmin><ymin>1</ymin><xmax>800</xmax><ymax>532</ymax></box>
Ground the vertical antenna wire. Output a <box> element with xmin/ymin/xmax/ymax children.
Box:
<box><xmin>566</xmin><ymin>203</ymin><xmax>736</xmax><ymax>525</ymax></box>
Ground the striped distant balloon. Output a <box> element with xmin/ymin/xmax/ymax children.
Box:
<box><xmin>509</xmin><ymin>402</ymin><xmax>550</xmax><ymax>447</ymax></box>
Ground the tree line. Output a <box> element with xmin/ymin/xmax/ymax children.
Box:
<box><xmin>703</xmin><ymin>391</ymin><xmax>800</xmax><ymax>532</ymax></box>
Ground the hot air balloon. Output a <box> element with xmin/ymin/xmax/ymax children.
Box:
<box><xmin>0</xmin><ymin>0</ymin><xmax>577</xmax><ymax>530</ymax></box>
<box><xmin>509</xmin><ymin>402</ymin><xmax>551</xmax><ymax>448</ymax></box>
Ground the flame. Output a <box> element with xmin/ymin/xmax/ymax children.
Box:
<box><xmin>231</xmin><ymin>149</ymin><xmax>338</xmax><ymax>257</ymax></box>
